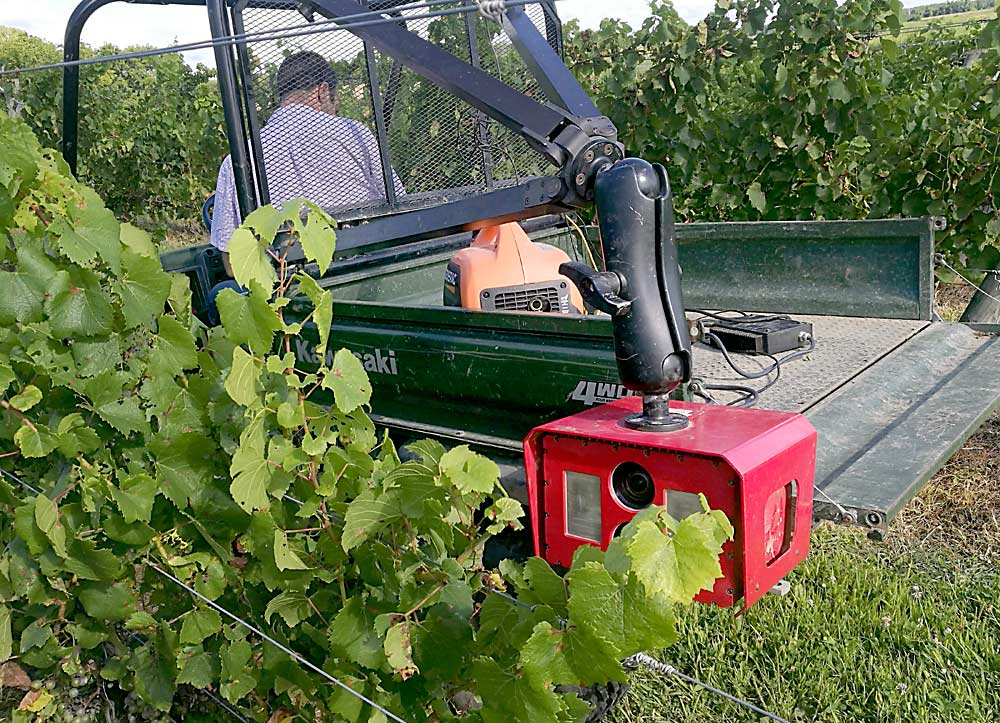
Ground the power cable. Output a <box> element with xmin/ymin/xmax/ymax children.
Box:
<box><xmin>624</xmin><ymin>652</ymin><xmax>793</xmax><ymax>723</ymax></box>
<box><xmin>0</xmin><ymin>0</ymin><xmax>553</xmax><ymax>79</ymax></box>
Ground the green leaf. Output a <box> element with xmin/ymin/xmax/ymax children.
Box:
<box><xmin>295</xmin><ymin>273</ymin><xmax>333</xmax><ymax>357</ymax></box>
<box><xmin>110</xmin><ymin>473</ymin><xmax>159</xmax><ymax>524</ymax></box>
<box><xmin>176</xmin><ymin>649</ymin><xmax>217</xmax><ymax>688</ymax></box>
<box><xmin>217</xmin><ymin>284</ymin><xmax>282</xmax><ymax>355</ymax></box>
<box><xmin>50</xmin><ymin>189</ymin><xmax>121</xmax><ymax>274</ymax></box>
<box><xmin>775</xmin><ymin>62</ymin><xmax>788</xmax><ymax>86</ymax></box>
<box><xmin>327</xmin><ymin>597</ymin><xmax>385</xmax><ymax>669</ymax></box>
<box><xmin>828</xmin><ymin>78</ymin><xmax>851</xmax><ymax>103</ymax></box>
<box><xmin>473</xmin><ymin>657</ymin><xmax>564</xmax><ymax>721</ymax></box>
<box><xmin>0</xmin><ymin>269</ymin><xmax>44</xmax><ymax>325</ymax></box>
<box><xmin>228</xmin><ymin>227</ymin><xmax>276</xmax><ymax>292</ymax></box>
<box><xmin>120</xmin><ymin>222</ymin><xmax>158</xmax><ymax>257</ymax></box>
<box><xmin>154</xmin><ymin>315</ymin><xmax>198</xmax><ymax>372</ymax></box>
<box><xmin>299</xmin><ymin>201</ymin><xmax>337</xmax><ymax>273</ymax></box>
<box><xmin>627</xmin><ymin>506</ymin><xmax>732</xmax><ymax>604</ymax></box>
<box><xmin>747</xmin><ymin>181</ymin><xmax>767</xmax><ymax>213</ymax></box>
<box><xmin>566</xmin><ymin>563</ymin><xmax>676</xmax><ymax>657</ymax></box>
<box><xmin>264</xmin><ymin>591</ymin><xmax>312</xmax><ymax>627</ymax></box>
<box><xmin>153</xmin><ymin>432</ymin><xmax>212</xmax><ymax>510</ymax></box>
<box><xmin>8</xmin><ymin>385</ymin><xmax>41</xmax><ymax>412</ymax></box>
<box><xmin>117</xmin><ymin>248</ymin><xmax>171</xmax><ymax>329</ymax></box>
<box><xmin>384</xmin><ymin>621</ymin><xmax>417</xmax><ymax>675</ymax></box>
<box><xmin>520</xmin><ymin>620</ymin><xmax>625</xmax><ymax>688</ymax></box>
<box><xmin>180</xmin><ymin>609</ymin><xmax>222</xmax><ymax>645</ymax></box>
<box><xmin>79</xmin><ymin>582</ymin><xmax>134</xmax><ymax>621</ymax></box>
<box><xmin>94</xmin><ymin>397</ymin><xmax>146</xmax><ymax>436</ymax></box>
<box><xmin>0</xmin><ymin>605</ymin><xmax>11</xmax><ymax>662</ymax></box>
<box><xmin>219</xmin><ymin>639</ymin><xmax>255</xmax><ymax>703</ymax></box>
<box><xmin>229</xmin><ymin>423</ymin><xmax>272</xmax><ymax>514</ymax></box>
<box><xmin>320</xmin><ymin>349</ymin><xmax>371</xmax><ymax>413</ymax></box>
<box><xmin>341</xmin><ymin>489</ymin><xmax>400</xmax><ymax>551</ymax></box>
<box><xmin>439</xmin><ymin>445</ymin><xmax>500</xmax><ymax>494</ymax></box>
<box><xmin>46</xmin><ymin>268</ymin><xmax>114</xmax><ymax>337</ymax></box>
<box><xmin>273</xmin><ymin>529</ymin><xmax>311</xmax><ymax>571</ymax></box>
<box><xmin>0</xmin><ymin>365</ymin><xmax>15</xmax><ymax>394</ymax></box>
<box><xmin>71</xmin><ymin>336</ymin><xmax>121</xmax><ymax>378</ymax></box>
<box><xmin>129</xmin><ymin>641</ymin><xmax>175</xmax><ymax>711</ymax></box>
<box><xmin>33</xmin><ymin>495</ymin><xmax>67</xmax><ymax>558</ymax></box>
<box><xmin>225</xmin><ymin>347</ymin><xmax>262</xmax><ymax>407</ymax></box>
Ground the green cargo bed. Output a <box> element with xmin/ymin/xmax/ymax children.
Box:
<box><xmin>160</xmin><ymin>216</ymin><xmax>1000</xmax><ymax>536</ymax></box>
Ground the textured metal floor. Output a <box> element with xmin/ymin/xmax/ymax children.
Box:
<box><xmin>689</xmin><ymin>315</ymin><xmax>929</xmax><ymax>412</ymax></box>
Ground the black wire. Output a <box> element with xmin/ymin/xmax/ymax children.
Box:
<box><xmin>702</xmin><ymin>331</ymin><xmax>816</xmax><ymax>380</ymax></box>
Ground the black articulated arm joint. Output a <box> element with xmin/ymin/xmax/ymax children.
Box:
<box><xmin>561</xmin><ymin>158</ymin><xmax>693</xmax><ymax>432</ymax></box>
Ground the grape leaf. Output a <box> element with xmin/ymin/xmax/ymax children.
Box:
<box><xmin>176</xmin><ymin>649</ymin><xmax>217</xmax><ymax>688</ymax></box>
<box><xmin>295</xmin><ymin>273</ymin><xmax>333</xmax><ymax>357</ymax></box>
<box><xmin>94</xmin><ymin>397</ymin><xmax>146</xmax><ymax>436</ymax></box>
<box><xmin>473</xmin><ymin>657</ymin><xmax>565</xmax><ymax>722</ymax></box>
<box><xmin>384</xmin><ymin>621</ymin><xmax>417</xmax><ymax>676</ymax></box>
<box><xmin>327</xmin><ymin>597</ymin><xmax>386</xmax><ymax>669</ymax></box>
<box><xmin>155</xmin><ymin>315</ymin><xmax>198</xmax><ymax>372</ymax></box>
<box><xmin>272</xmin><ymin>529</ymin><xmax>310</xmax><ymax>571</ymax></box>
<box><xmin>0</xmin><ymin>270</ymin><xmax>44</xmax><ymax>325</ymax></box>
<box><xmin>117</xmin><ymin>248</ymin><xmax>171</xmax><ymax>329</ymax></box>
<box><xmin>46</xmin><ymin>268</ymin><xmax>114</xmax><ymax>337</ymax></box>
<box><xmin>110</xmin><ymin>473</ymin><xmax>159</xmax><ymax>524</ymax></box>
<box><xmin>628</xmin><ymin>507</ymin><xmax>732</xmax><ymax>604</ymax></box>
<box><xmin>0</xmin><ymin>605</ymin><xmax>11</xmax><ymax>662</ymax></box>
<box><xmin>566</xmin><ymin>562</ymin><xmax>676</xmax><ymax>657</ymax></box>
<box><xmin>78</xmin><ymin>582</ymin><xmax>134</xmax><ymax>622</ymax></box>
<box><xmin>180</xmin><ymin>609</ymin><xmax>222</xmax><ymax>645</ymax></box>
<box><xmin>341</xmin><ymin>489</ymin><xmax>400</xmax><ymax>551</ymax></box>
<box><xmin>7</xmin><ymin>385</ymin><xmax>41</xmax><ymax>412</ymax></box>
<box><xmin>33</xmin><ymin>495</ymin><xmax>67</xmax><ymax>558</ymax></box>
<box><xmin>229</xmin><ymin>429</ymin><xmax>272</xmax><ymax>514</ymax></box>
<box><xmin>439</xmin><ymin>445</ymin><xmax>500</xmax><ymax>494</ymax></box>
<box><xmin>520</xmin><ymin>620</ymin><xmax>625</xmax><ymax>688</ymax></box>
<box><xmin>50</xmin><ymin>191</ymin><xmax>121</xmax><ymax>274</ymax></box>
<box><xmin>129</xmin><ymin>641</ymin><xmax>175</xmax><ymax>712</ymax></box>
<box><xmin>320</xmin><ymin>349</ymin><xmax>371</xmax><ymax>413</ymax></box>
<box><xmin>747</xmin><ymin>181</ymin><xmax>767</xmax><ymax>213</ymax></box>
<box><xmin>225</xmin><ymin>347</ymin><xmax>262</xmax><ymax>408</ymax></box>
<box><xmin>228</xmin><ymin>227</ymin><xmax>276</xmax><ymax>292</ymax></box>
<box><xmin>217</xmin><ymin>284</ymin><xmax>282</xmax><ymax>355</ymax></box>
<box><xmin>299</xmin><ymin>200</ymin><xmax>337</xmax><ymax>274</ymax></box>
<box><xmin>264</xmin><ymin>591</ymin><xmax>311</xmax><ymax>628</ymax></box>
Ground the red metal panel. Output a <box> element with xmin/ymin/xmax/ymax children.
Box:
<box><xmin>523</xmin><ymin>397</ymin><xmax>817</xmax><ymax>610</ymax></box>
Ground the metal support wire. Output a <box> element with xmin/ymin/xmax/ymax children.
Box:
<box><xmin>0</xmin><ymin>466</ymin><xmax>40</xmax><ymax>495</ymax></box>
<box><xmin>624</xmin><ymin>652</ymin><xmax>793</xmax><ymax>723</ymax></box>
<box><xmin>0</xmin><ymin>0</ymin><xmax>555</xmax><ymax>78</ymax></box>
<box><xmin>148</xmin><ymin>563</ymin><xmax>411</xmax><ymax>723</ymax></box>
<box><xmin>937</xmin><ymin>254</ymin><xmax>1000</xmax><ymax>306</ymax></box>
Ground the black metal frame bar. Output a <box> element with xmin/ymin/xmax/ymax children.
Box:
<box><xmin>61</xmin><ymin>0</ymin><xmax>614</xmax><ymax>255</ymax></box>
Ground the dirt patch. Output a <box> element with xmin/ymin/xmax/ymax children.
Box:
<box><xmin>934</xmin><ymin>282</ymin><xmax>975</xmax><ymax>321</ymax></box>
<box><xmin>889</xmin><ymin>412</ymin><xmax>1000</xmax><ymax>570</ymax></box>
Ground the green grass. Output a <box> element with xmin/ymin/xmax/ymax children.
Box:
<box><xmin>902</xmin><ymin>7</ymin><xmax>995</xmax><ymax>30</ymax></box>
<box><xmin>613</xmin><ymin>525</ymin><xmax>1000</xmax><ymax>722</ymax></box>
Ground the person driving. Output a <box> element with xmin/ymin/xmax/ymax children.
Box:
<box><xmin>209</xmin><ymin>50</ymin><xmax>404</xmax><ymax>277</ymax></box>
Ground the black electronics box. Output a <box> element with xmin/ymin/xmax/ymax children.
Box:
<box><xmin>707</xmin><ymin>316</ymin><xmax>813</xmax><ymax>355</ymax></box>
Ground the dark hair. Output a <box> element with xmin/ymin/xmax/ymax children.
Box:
<box><xmin>275</xmin><ymin>51</ymin><xmax>337</xmax><ymax>101</ymax></box>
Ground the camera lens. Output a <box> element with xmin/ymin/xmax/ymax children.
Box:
<box><xmin>611</xmin><ymin>462</ymin><xmax>655</xmax><ymax>510</ymax></box>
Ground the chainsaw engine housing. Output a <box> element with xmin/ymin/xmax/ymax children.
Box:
<box><xmin>524</xmin><ymin>397</ymin><xmax>817</xmax><ymax>610</ymax></box>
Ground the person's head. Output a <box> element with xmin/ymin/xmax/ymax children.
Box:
<box><xmin>275</xmin><ymin>51</ymin><xmax>338</xmax><ymax>114</ymax></box>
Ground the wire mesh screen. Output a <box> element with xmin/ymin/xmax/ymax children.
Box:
<box><xmin>232</xmin><ymin>1</ymin><xmax>559</xmax><ymax>220</ymax></box>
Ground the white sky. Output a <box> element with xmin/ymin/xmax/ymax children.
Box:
<box><xmin>1</xmin><ymin>0</ymin><xmax>934</xmax><ymax>68</ymax></box>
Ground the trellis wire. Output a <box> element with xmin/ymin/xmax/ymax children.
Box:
<box><xmin>0</xmin><ymin>0</ymin><xmax>556</xmax><ymax>79</ymax></box>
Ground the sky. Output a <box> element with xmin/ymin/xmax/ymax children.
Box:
<box><xmin>1</xmin><ymin>0</ymin><xmax>933</xmax><ymax>68</ymax></box>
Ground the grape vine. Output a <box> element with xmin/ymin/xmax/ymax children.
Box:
<box><xmin>0</xmin><ymin>112</ymin><xmax>733</xmax><ymax>722</ymax></box>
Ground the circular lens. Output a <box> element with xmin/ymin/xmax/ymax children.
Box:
<box><xmin>611</xmin><ymin>462</ymin><xmax>655</xmax><ymax>510</ymax></box>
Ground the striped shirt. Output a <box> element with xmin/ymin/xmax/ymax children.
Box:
<box><xmin>210</xmin><ymin>103</ymin><xmax>403</xmax><ymax>251</ymax></box>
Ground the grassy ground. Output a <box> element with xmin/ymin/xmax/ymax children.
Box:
<box><xmin>903</xmin><ymin>7</ymin><xmax>995</xmax><ymax>30</ymax></box>
<box><xmin>614</xmin><ymin>285</ymin><xmax>1000</xmax><ymax>723</ymax></box>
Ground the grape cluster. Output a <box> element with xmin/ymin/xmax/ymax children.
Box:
<box><xmin>29</xmin><ymin>669</ymin><xmax>98</xmax><ymax>723</ymax></box>
<box><xmin>122</xmin><ymin>691</ymin><xmax>172</xmax><ymax>723</ymax></box>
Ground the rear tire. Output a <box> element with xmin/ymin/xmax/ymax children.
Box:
<box><xmin>555</xmin><ymin>681</ymin><xmax>630</xmax><ymax>722</ymax></box>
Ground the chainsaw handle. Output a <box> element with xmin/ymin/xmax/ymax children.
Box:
<box><xmin>591</xmin><ymin>158</ymin><xmax>692</xmax><ymax>395</ymax></box>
